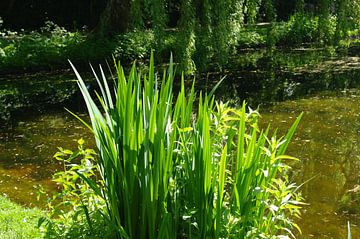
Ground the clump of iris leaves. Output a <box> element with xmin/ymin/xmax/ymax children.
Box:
<box><xmin>39</xmin><ymin>53</ymin><xmax>304</xmax><ymax>239</ymax></box>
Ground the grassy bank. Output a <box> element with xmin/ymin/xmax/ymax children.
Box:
<box><xmin>0</xmin><ymin>195</ymin><xmax>44</xmax><ymax>238</ymax></box>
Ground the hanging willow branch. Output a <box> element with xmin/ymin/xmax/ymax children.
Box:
<box><xmin>178</xmin><ymin>0</ymin><xmax>196</xmax><ymax>73</ymax></box>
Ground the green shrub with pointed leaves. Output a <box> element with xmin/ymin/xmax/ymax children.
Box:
<box><xmin>44</xmin><ymin>53</ymin><xmax>304</xmax><ymax>238</ymax></box>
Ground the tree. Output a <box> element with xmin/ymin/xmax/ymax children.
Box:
<box><xmin>317</xmin><ymin>0</ymin><xmax>332</xmax><ymax>44</ymax></box>
<box><xmin>262</xmin><ymin>0</ymin><xmax>276</xmax><ymax>22</ymax></box>
<box><xmin>177</xmin><ymin>0</ymin><xmax>196</xmax><ymax>73</ymax></box>
<box><xmin>335</xmin><ymin>0</ymin><xmax>360</xmax><ymax>44</ymax></box>
<box><xmin>96</xmin><ymin>0</ymin><xmax>131</xmax><ymax>36</ymax></box>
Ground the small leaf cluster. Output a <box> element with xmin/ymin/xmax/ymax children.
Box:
<box><xmin>39</xmin><ymin>139</ymin><xmax>111</xmax><ymax>238</ymax></box>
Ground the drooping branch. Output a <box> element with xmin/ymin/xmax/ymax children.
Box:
<box><xmin>95</xmin><ymin>0</ymin><xmax>131</xmax><ymax>36</ymax></box>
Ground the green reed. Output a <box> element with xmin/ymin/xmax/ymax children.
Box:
<box><xmin>70</xmin><ymin>52</ymin><xmax>303</xmax><ymax>238</ymax></box>
<box><xmin>70</xmin><ymin>53</ymin><xmax>180</xmax><ymax>238</ymax></box>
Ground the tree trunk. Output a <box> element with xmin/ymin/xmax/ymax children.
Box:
<box><xmin>95</xmin><ymin>0</ymin><xmax>131</xmax><ymax>36</ymax></box>
<box><xmin>7</xmin><ymin>0</ymin><xmax>16</xmax><ymax>14</ymax></box>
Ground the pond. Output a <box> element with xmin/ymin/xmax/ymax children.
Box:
<box><xmin>0</xmin><ymin>48</ymin><xmax>359</xmax><ymax>237</ymax></box>
<box><xmin>261</xmin><ymin>91</ymin><xmax>360</xmax><ymax>238</ymax></box>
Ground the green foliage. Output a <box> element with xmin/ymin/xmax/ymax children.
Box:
<box><xmin>335</xmin><ymin>0</ymin><xmax>360</xmax><ymax>46</ymax></box>
<box><xmin>0</xmin><ymin>22</ymin><xmax>88</xmax><ymax>71</ymax></box>
<box><xmin>283</xmin><ymin>13</ymin><xmax>320</xmax><ymax>45</ymax></box>
<box><xmin>130</xmin><ymin>0</ymin><xmax>144</xmax><ymax>29</ymax></box>
<box><xmin>0</xmin><ymin>195</ymin><xmax>44</xmax><ymax>238</ymax></box>
<box><xmin>0</xmin><ymin>23</ymin><xmax>153</xmax><ymax>73</ymax></box>
<box><xmin>262</xmin><ymin>0</ymin><xmax>276</xmax><ymax>22</ymax></box>
<box><xmin>175</xmin><ymin>0</ymin><xmax>244</xmax><ymax>71</ymax></box>
<box><xmin>63</xmin><ymin>54</ymin><xmax>304</xmax><ymax>238</ymax></box>
<box><xmin>317</xmin><ymin>0</ymin><xmax>333</xmax><ymax>44</ymax></box>
<box><xmin>113</xmin><ymin>30</ymin><xmax>155</xmax><ymax>62</ymax></box>
<box><xmin>175</xmin><ymin>99</ymin><xmax>304</xmax><ymax>238</ymax></box>
<box><xmin>177</xmin><ymin>0</ymin><xmax>196</xmax><ymax>74</ymax></box>
<box><xmin>237</xmin><ymin>27</ymin><xmax>267</xmax><ymax>48</ymax></box>
<box><xmin>39</xmin><ymin>139</ymin><xmax>112</xmax><ymax>238</ymax></box>
<box><xmin>246</xmin><ymin>0</ymin><xmax>260</xmax><ymax>24</ymax></box>
<box><xmin>3</xmin><ymin>0</ymin><xmax>360</xmax><ymax>73</ymax></box>
<box><xmin>73</xmin><ymin>53</ymin><xmax>181</xmax><ymax>238</ymax></box>
<box><xmin>227</xmin><ymin>0</ymin><xmax>244</xmax><ymax>50</ymax></box>
<box><xmin>288</xmin><ymin>14</ymin><xmax>316</xmax><ymax>44</ymax></box>
<box><xmin>211</xmin><ymin>0</ymin><xmax>230</xmax><ymax>67</ymax></box>
<box><xmin>148</xmin><ymin>0</ymin><xmax>167</xmax><ymax>56</ymax></box>
<box><xmin>193</xmin><ymin>0</ymin><xmax>212</xmax><ymax>71</ymax></box>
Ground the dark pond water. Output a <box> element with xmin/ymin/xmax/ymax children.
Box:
<box><xmin>0</xmin><ymin>48</ymin><xmax>359</xmax><ymax>237</ymax></box>
<box><xmin>0</xmin><ymin>111</ymin><xmax>93</xmax><ymax>207</ymax></box>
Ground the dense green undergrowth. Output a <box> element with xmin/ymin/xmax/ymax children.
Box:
<box><xmin>1</xmin><ymin>17</ymin><xmax>358</xmax><ymax>74</ymax></box>
<box><xmin>36</xmin><ymin>54</ymin><xmax>304</xmax><ymax>238</ymax></box>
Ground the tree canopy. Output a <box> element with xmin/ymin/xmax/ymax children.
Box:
<box><xmin>2</xmin><ymin>0</ymin><xmax>359</xmax><ymax>70</ymax></box>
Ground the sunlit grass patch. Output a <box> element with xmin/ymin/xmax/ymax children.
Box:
<box><xmin>0</xmin><ymin>195</ymin><xmax>44</xmax><ymax>238</ymax></box>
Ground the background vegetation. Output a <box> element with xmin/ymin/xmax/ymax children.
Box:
<box><xmin>0</xmin><ymin>1</ymin><xmax>359</xmax><ymax>237</ymax></box>
<box><xmin>1</xmin><ymin>0</ymin><xmax>360</xmax><ymax>73</ymax></box>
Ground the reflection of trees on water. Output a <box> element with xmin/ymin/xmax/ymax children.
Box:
<box><xmin>296</xmin><ymin>100</ymin><xmax>360</xmax><ymax>212</ymax></box>
<box><xmin>214</xmin><ymin>68</ymin><xmax>360</xmax><ymax>108</ymax></box>
<box><xmin>336</xmin><ymin>134</ymin><xmax>360</xmax><ymax>215</ymax></box>
<box><xmin>261</xmin><ymin>95</ymin><xmax>360</xmax><ymax>237</ymax></box>
<box><xmin>0</xmin><ymin>72</ymin><xmax>92</xmax><ymax>126</ymax></box>
<box><xmin>206</xmin><ymin>50</ymin><xmax>360</xmax><ymax>109</ymax></box>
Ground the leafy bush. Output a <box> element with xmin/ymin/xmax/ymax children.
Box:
<box><xmin>0</xmin><ymin>21</ymin><xmax>87</xmax><ymax>71</ymax></box>
<box><xmin>39</xmin><ymin>139</ymin><xmax>112</xmax><ymax>238</ymax></box>
<box><xmin>266</xmin><ymin>22</ymin><xmax>290</xmax><ymax>47</ymax></box>
<box><xmin>0</xmin><ymin>26</ymin><xmax>157</xmax><ymax>73</ymax></box>
<box><xmin>113</xmin><ymin>30</ymin><xmax>155</xmax><ymax>62</ymax></box>
<box><xmin>41</xmin><ymin>53</ymin><xmax>304</xmax><ymax>238</ymax></box>
<box><xmin>237</xmin><ymin>28</ymin><xmax>267</xmax><ymax>48</ymax></box>
<box><xmin>280</xmin><ymin>13</ymin><xmax>320</xmax><ymax>45</ymax></box>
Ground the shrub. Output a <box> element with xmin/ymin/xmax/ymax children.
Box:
<box><xmin>283</xmin><ymin>13</ymin><xmax>319</xmax><ymax>45</ymax></box>
<box><xmin>237</xmin><ymin>28</ymin><xmax>267</xmax><ymax>48</ymax></box>
<box><xmin>0</xmin><ymin>21</ymin><xmax>87</xmax><ymax>71</ymax></box>
<box><xmin>113</xmin><ymin>30</ymin><xmax>155</xmax><ymax>62</ymax></box>
<box><xmin>39</xmin><ymin>139</ymin><xmax>111</xmax><ymax>238</ymax></box>
<box><xmin>44</xmin><ymin>53</ymin><xmax>304</xmax><ymax>238</ymax></box>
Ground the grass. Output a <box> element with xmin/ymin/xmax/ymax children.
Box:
<box><xmin>62</xmin><ymin>52</ymin><xmax>304</xmax><ymax>238</ymax></box>
<box><xmin>0</xmin><ymin>195</ymin><xmax>44</xmax><ymax>239</ymax></box>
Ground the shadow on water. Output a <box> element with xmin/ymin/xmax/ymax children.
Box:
<box><xmin>0</xmin><ymin>70</ymin><xmax>83</xmax><ymax>125</ymax></box>
<box><xmin>203</xmin><ymin>48</ymin><xmax>360</xmax><ymax>107</ymax></box>
<box><xmin>0</xmin><ymin>48</ymin><xmax>359</xmax><ymax>237</ymax></box>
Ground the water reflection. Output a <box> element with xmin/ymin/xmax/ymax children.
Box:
<box><xmin>261</xmin><ymin>91</ymin><xmax>360</xmax><ymax>238</ymax></box>
<box><xmin>0</xmin><ymin>70</ymin><xmax>88</xmax><ymax>124</ymax></box>
<box><xmin>205</xmin><ymin>49</ymin><xmax>360</xmax><ymax>108</ymax></box>
<box><xmin>1</xmin><ymin>49</ymin><xmax>360</xmax><ymax>237</ymax></box>
<box><xmin>0</xmin><ymin>111</ymin><xmax>93</xmax><ymax>207</ymax></box>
